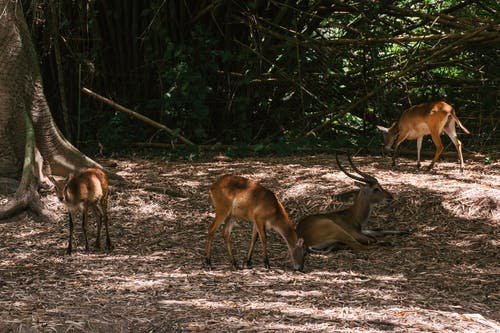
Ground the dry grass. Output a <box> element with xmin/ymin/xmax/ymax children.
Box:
<box><xmin>0</xmin><ymin>154</ymin><xmax>498</xmax><ymax>332</ymax></box>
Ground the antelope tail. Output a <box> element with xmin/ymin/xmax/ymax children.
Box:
<box><xmin>451</xmin><ymin>109</ymin><xmax>471</xmax><ymax>135</ymax></box>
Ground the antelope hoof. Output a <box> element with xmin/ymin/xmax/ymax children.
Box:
<box><xmin>416</xmin><ymin>163</ymin><xmax>421</xmax><ymax>169</ymax></box>
<box><xmin>245</xmin><ymin>260</ymin><xmax>253</xmax><ymax>269</ymax></box>
<box><xmin>205</xmin><ymin>258</ymin><xmax>213</xmax><ymax>270</ymax></box>
<box><xmin>232</xmin><ymin>261</ymin><xmax>242</xmax><ymax>270</ymax></box>
<box><xmin>105</xmin><ymin>241</ymin><xmax>113</xmax><ymax>251</ymax></box>
<box><xmin>264</xmin><ymin>258</ymin><xmax>271</xmax><ymax>270</ymax></box>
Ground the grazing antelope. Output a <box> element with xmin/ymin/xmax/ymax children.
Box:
<box><xmin>296</xmin><ymin>154</ymin><xmax>405</xmax><ymax>252</ymax></box>
<box><xmin>376</xmin><ymin>101</ymin><xmax>470</xmax><ymax>171</ymax></box>
<box><xmin>206</xmin><ymin>174</ymin><xmax>305</xmax><ymax>271</ymax></box>
<box><xmin>51</xmin><ymin>168</ymin><xmax>111</xmax><ymax>255</ymax></box>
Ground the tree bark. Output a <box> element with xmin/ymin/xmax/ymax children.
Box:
<box><xmin>0</xmin><ymin>1</ymin><xmax>102</xmax><ymax>220</ymax></box>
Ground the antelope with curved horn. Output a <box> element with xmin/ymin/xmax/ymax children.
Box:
<box><xmin>296</xmin><ymin>154</ymin><xmax>406</xmax><ymax>252</ymax></box>
<box><xmin>377</xmin><ymin>101</ymin><xmax>470</xmax><ymax>171</ymax></box>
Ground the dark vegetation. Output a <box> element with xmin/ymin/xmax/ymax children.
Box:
<box><xmin>22</xmin><ymin>0</ymin><xmax>498</xmax><ymax>158</ymax></box>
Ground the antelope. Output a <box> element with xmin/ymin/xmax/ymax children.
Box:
<box><xmin>206</xmin><ymin>174</ymin><xmax>305</xmax><ymax>271</ymax></box>
<box><xmin>376</xmin><ymin>101</ymin><xmax>470</xmax><ymax>171</ymax></box>
<box><xmin>51</xmin><ymin>168</ymin><xmax>111</xmax><ymax>255</ymax></box>
<box><xmin>296</xmin><ymin>154</ymin><xmax>405</xmax><ymax>252</ymax></box>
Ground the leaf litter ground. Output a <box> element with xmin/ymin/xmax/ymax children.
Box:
<box><xmin>0</xmin><ymin>154</ymin><xmax>498</xmax><ymax>332</ymax></box>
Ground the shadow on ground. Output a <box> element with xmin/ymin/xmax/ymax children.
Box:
<box><xmin>0</xmin><ymin>154</ymin><xmax>498</xmax><ymax>332</ymax></box>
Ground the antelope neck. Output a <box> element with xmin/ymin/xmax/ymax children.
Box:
<box><xmin>350</xmin><ymin>192</ymin><xmax>373</xmax><ymax>228</ymax></box>
<box><xmin>278</xmin><ymin>222</ymin><xmax>298</xmax><ymax>245</ymax></box>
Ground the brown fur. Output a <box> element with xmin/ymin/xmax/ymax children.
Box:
<box><xmin>53</xmin><ymin>168</ymin><xmax>111</xmax><ymax>254</ymax></box>
<box><xmin>206</xmin><ymin>174</ymin><xmax>305</xmax><ymax>271</ymax></box>
<box><xmin>377</xmin><ymin>101</ymin><xmax>470</xmax><ymax>171</ymax></box>
<box><xmin>296</xmin><ymin>155</ymin><xmax>405</xmax><ymax>253</ymax></box>
<box><xmin>296</xmin><ymin>182</ymin><xmax>393</xmax><ymax>252</ymax></box>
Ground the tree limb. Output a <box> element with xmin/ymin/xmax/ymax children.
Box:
<box><xmin>82</xmin><ymin>87</ymin><xmax>195</xmax><ymax>146</ymax></box>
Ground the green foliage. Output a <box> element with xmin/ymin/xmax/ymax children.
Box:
<box><xmin>161</xmin><ymin>54</ymin><xmax>210</xmax><ymax>139</ymax></box>
<box><xmin>25</xmin><ymin>0</ymin><xmax>498</xmax><ymax>156</ymax></box>
<box><xmin>483</xmin><ymin>156</ymin><xmax>493</xmax><ymax>165</ymax></box>
<box><xmin>164</xmin><ymin>144</ymin><xmax>201</xmax><ymax>162</ymax></box>
<box><xmin>149</xmin><ymin>25</ymin><xmax>223</xmax><ymax>142</ymax></box>
<box><xmin>340</xmin><ymin>113</ymin><xmax>364</xmax><ymax>130</ymax></box>
<box><xmin>95</xmin><ymin>112</ymin><xmax>134</xmax><ymax>152</ymax></box>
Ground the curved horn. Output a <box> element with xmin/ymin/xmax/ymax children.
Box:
<box><xmin>346</xmin><ymin>154</ymin><xmax>378</xmax><ymax>184</ymax></box>
<box><xmin>335</xmin><ymin>154</ymin><xmax>368</xmax><ymax>183</ymax></box>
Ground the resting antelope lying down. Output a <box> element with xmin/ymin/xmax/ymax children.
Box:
<box><xmin>296</xmin><ymin>154</ymin><xmax>407</xmax><ymax>252</ymax></box>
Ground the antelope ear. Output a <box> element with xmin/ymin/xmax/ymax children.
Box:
<box><xmin>49</xmin><ymin>175</ymin><xmax>63</xmax><ymax>188</ymax></box>
<box><xmin>376</xmin><ymin>125</ymin><xmax>389</xmax><ymax>133</ymax></box>
<box><xmin>297</xmin><ymin>238</ymin><xmax>304</xmax><ymax>247</ymax></box>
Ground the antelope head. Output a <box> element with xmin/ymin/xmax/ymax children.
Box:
<box><xmin>376</xmin><ymin>124</ymin><xmax>398</xmax><ymax>151</ymax></box>
<box><xmin>335</xmin><ymin>154</ymin><xmax>393</xmax><ymax>206</ymax></box>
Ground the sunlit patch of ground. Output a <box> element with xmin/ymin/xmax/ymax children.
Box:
<box><xmin>0</xmin><ymin>154</ymin><xmax>498</xmax><ymax>332</ymax></box>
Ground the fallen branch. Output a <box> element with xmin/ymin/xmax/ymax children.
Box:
<box><xmin>82</xmin><ymin>87</ymin><xmax>195</xmax><ymax>146</ymax></box>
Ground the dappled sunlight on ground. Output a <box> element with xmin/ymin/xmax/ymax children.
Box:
<box><xmin>0</xmin><ymin>154</ymin><xmax>498</xmax><ymax>332</ymax></box>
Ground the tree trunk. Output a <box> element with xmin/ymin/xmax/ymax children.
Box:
<box><xmin>0</xmin><ymin>1</ymin><xmax>102</xmax><ymax>220</ymax></box>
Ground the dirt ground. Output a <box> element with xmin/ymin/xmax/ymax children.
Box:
<box><xmin>0</xmin><ymin>154</ymin><xmax>498</xmax><ymax>332</ymax></box>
